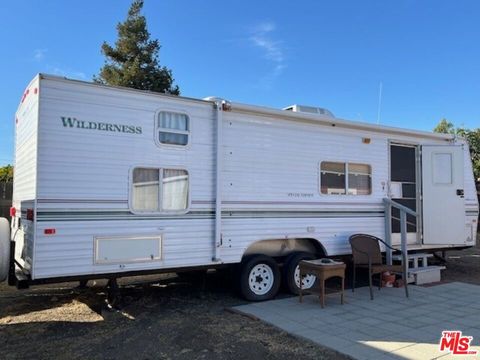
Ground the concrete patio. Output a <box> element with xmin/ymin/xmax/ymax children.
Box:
<box><xmin>233</xmin><ymin>282</ymin><xmax>480</xmax><ymax>360</ymax></box>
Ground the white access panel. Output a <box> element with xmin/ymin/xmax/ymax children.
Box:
<box><xmin>94</xmin><ymin>235</ymin><xmax>162</xmax><ymax>264</ymax></box>
<box><xmin>422</xmin><ymin>145</ymin><xmax>466</xmax><ymax>245</ymax></box>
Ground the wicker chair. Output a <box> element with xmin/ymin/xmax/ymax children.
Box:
<box><xmin>349</xmin><ymin>234</ymin><xmax>409</xmax><ymax>300</ymax></box>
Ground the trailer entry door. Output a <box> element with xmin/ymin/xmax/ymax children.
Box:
<box><xmin>421</xmin><ymin>145</ymin><xmax>465</xmax><ymax>245</ymax></box>
<box><xmin>389</xmin><ymin>144</ymin><xmax>419</xmax><ymax>245</ymax></box>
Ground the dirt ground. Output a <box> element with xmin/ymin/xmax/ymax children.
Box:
<box><xmin>0</xmin><ymin>239</ymin><xmax>479</xmax><ymax>360</ymax></box>
<box><xmin>0</xmin><ymin>272</ymin><xmax>348</xmax><ymax>360</ymax></box>
<box><xmin>436</xmin><ymin>240</ymin><xmax>480</xmax><ymax>285</ymax></box>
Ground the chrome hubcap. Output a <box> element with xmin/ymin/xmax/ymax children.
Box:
<box><xmin>249</xmin><ymin>264</ymin><xmax>274</xmax><ymax>295</ymax></box>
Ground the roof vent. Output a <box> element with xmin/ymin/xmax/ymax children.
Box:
<box><xmin>283</xmin><ymin>104</ymin><xmax>335</xmax><ymax>118</ymax></box>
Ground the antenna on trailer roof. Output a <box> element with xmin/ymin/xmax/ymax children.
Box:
<box><xmin>377</xmin><ymin>81</ymin><xmax>383</xmax><ymax>125</ymax></box>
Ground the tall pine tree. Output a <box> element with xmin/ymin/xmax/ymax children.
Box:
<box><xmin>95</xmin><ymin>0</ymin><xmax>179</xmax><ymax>95</ymax></box>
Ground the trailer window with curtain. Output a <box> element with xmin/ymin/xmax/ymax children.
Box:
<box><xmin>320</xmin><ymin>162</ymin><xmax>371</xmax><ymax>195</ymax></box>
<box><xmin>347</xmin><ymin>163</ymin><xmax>372</xmax><ymax>195</ymax></box>
<box><xmin>132</xmin><ymin>168</ymin><xmax>189</xmax><ymax>212</ymax></box>
<box><xmin>156</xmin><ymin>111</ymin><xmax>189</xmax><ymax>146</ymax></box>
<box><xmin>162</xmin><ymin>169</ymin><xmax>189</xmax><ymax>210</ymax></box>
<box><xmin>320</xmin><ymin>162</ymin><xmax>346</xmax><ymax>194</ymax></box>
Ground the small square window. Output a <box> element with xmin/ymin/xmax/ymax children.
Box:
<box><xmin>157</xmin><ymin>111</ymin><xmax>189</xmax><ymax>146</ymax></box>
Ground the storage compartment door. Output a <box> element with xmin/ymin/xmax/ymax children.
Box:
<box><xmin>95</xmin><ymin>235</ymin><xmax>162</xmax><ymax>264</ymax></box>
<box><xmin>421</xmin><ymin>145</ymin><xmax>466</xmax><ymax>245</ymax></box>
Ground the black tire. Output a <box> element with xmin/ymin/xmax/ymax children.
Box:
<box><xmin>283</xmin><ymin>252</ymin><xmax>316</xmax><ymax>295</ymax></box>
<box><xmin>239</xmin><ymin>255</ymin><xmax>281</xmax><ymax>301</ymax></box>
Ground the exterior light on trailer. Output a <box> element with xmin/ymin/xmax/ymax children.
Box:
<box><xmin>44</xmin><ymin>229</ymin><xmax>56</xmax><ymax>235</ymax></box>
<box><xmin>26</xmin><ymin>209</ymin><xmax>34</xmax><ymax>221</ymax></box>
<box><xmin>222</xmin><ymin>101</ymin><xmax>232</xmax><ymax>111</ymax></box>
<box><xmin>9</xmin><ymin>207</ymin><xmax>16</xmax><ymax>217</ymax></box>
<box><xmin>362</xmin><ymin>138</ymin><xmax>371</xmax><ymax>144</ymax></box>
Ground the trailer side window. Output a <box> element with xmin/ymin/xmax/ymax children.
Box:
<box><xmin>132</xmin><ymin>168</ymin><xmax>160</xmax><ymax>211</ymax></box>
<box><xmin>156</xmin><ymin>111</ymin><xmax>189</xmax><ymax>146</ymax></box>
<box><xmin>132</xmin><ymin>168</ymin><xmax>189</xmax><ymax>212</ymax></box>
<box><xmin>162</xmin><ymin>169</ymin><xmax>189</xmax><ymax>210</ymax></box>
<box><xmin>320</xmin><ymin>162</ymin><xmax>371</xmax><ymax>195</ymax></box>
<box><xmin>320</xmin><ymin>162</ymin><xmax>346</xmax><ymax>195</ymax></box>
<box><xmin>348</xmin><ymin>163</ymin><xmax>372</xmax><ymax>195</ymax></box>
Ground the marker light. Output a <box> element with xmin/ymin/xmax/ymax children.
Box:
<box><xmin>26</xmin><ymin>209</ymin><xmax>34</xmax><ymax>221</ymax></box>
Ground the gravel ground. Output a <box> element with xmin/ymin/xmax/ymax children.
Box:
<box><xmin>0</xmin><ymin>238</ymin><xmax>478</xmax><ymax>360</ymax></box>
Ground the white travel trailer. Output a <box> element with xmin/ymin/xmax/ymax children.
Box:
<box><xmin>0</xmin><ymin>74</ymin><xmax>478</xmax><ymax>301</ymax></box>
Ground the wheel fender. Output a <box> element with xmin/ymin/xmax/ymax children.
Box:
<box><xmin>0</xmin><ymin>218</ymin><xmax>11</xmax><ymax>282</ymax></box>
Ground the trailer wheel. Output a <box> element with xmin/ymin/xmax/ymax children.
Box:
<box><xmin>283</xmin><ymin>252</ymin><xmax>316</xmax><ymax>295</ymax></box>
<box><xmin>240</xmin><ymin>255</ymin><xmax>280</xmax><ymax>301</ymax></box>
<box><xmin>0</xmin><ymin>218</ymin><xmax>11</xmax><ymax>282</ymax></box>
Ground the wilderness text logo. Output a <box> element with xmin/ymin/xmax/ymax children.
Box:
<box><xmin>439</xmin><ymin>331</ymin><xmax>477</xmax><ymax>355</ymax></box>
<box><xmin>61</xmin><ymin>117</ymin><xmax>142</xmax><ymax>135</ymax></box>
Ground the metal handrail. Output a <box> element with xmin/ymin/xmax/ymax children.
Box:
<box><xmin>383</xmin><ymin>198</ymin><xmax>418</xmax><ymax>299</ymax></box>
<box><xmin>383</xmin><ymin>197</ymin><xmax>417</xmax><ymax>217</ymax></box>
<box><xmin>390</xmin><ymin>216</ymin><xmax>417</xmax><ymax>228</ymax></box>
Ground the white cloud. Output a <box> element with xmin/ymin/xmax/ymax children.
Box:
<box><xmin>33</xmin><ymin>48</ymin><xmax>47</xmax><ymax>61</ymax></box>
<box><xmin>248</xmin><ymin>21</ymin><xmax>286</xmax><ymax>87</ymax></box>
<box><xmin>254</xmin><ymin>22</ymin><xmax>276</xmax><ymax>33</ymax></box>
<box><xmin>31</xmin><ymin>49</ymin><xmax>86</xmax><ymax>80</ymax></box>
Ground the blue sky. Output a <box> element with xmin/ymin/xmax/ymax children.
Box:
<box><xmin>1</xmin><ymin>0</ymin><xmax>479</xmax><ymax>166</ymax></box>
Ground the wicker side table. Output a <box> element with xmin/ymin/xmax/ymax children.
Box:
<box><xmin>299</xmin><ymin>260</ymin><xmax>346</xmax><ymax>308</ymax></box>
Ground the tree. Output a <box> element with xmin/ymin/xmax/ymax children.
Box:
<box><xmin>433</xmin><ymin>120</ymin><xmax>480</xmax><ymax>180</ymax></box>
<box><xmin>433</xmin><ymin>118</ymin><xmax>455</xmax><ymax>134</ymax></box>
<box><xmin>463</xmin><ymin>128</ymin><xmax>480</xmax><ymax>180</ymax></box>
<box><xmin>95</xmin><ymin>0</ymin><xmax>180</xmax><ymax>95</ymax></box>
<box><xmin>0</xmin><ymin>165</ymin><xmax>13</xmax><ymax>182</ymax></box>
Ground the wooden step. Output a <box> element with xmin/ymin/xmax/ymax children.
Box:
<box><xmin>408</xmin><ymin>266</ymin><xmax>446</xmax><ymax>285</ymax></box>
<box><xmin>392</xmin><ymin>253</ymin><xmax>433</xmax><ymax>269</ymax></box>
<box><xmin>392</xmin><ymin>253</ymin><xmax>445</xmax><ymax>284</ymax></box>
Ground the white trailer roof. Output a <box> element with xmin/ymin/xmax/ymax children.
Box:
<box><xmin>38</xmin><ymin>73</ymin><xmax>456</xmax><ymax>142</ymax></box>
